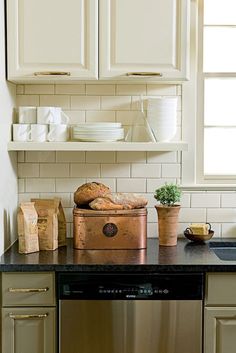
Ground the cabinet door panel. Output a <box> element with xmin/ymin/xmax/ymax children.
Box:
<box><xmin>7</xmin><ymin>0</ymin><xmax>98</xmax><ymax>81</ymax></box>
<box><xmin>99</xmin><ymin>0</ymin><xmax>189</xmax><ymax>80</ymax></box>
<box><xmin>2</xmin><ymin>307</ymin><xmax>56</xmax><ymax>353</ymax></box>
<box><xmin>205</xmin><ymin>307</ymin><xmax>236</xmax><ymax>353</ymax></box>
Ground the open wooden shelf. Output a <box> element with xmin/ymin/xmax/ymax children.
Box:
<box><xmin>7</xmin><ymin>141</ymin><xmax>188</xmax><ymax>152</ymax></box>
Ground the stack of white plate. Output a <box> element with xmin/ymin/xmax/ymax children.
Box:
<box><xmin>72</xmin><ymin>123</ymin><xmax>124</xmax><ymax>142</ymax></box>
<box><xmin>147</xmin><ymin>97</ymin><xmax>177</xmax><ymax>142</ymax></box>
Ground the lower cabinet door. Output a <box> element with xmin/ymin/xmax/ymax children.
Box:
<box><xmin>2</xmin><ymin>307</ymin><xmax>56</xmax><ymax>353</ymax></box>
<box><xmin>205</xmin><ymin>307</ymin><xmax>236</xmax><ymax>353</ymax></box>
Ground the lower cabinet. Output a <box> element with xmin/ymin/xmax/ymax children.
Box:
<box><xmin>204</xmin><ymin>308</ymin><xmax>236</xmax><ymax>353</ymax></box>
<box><xmin>204</xmin><ymin>273</ymin><xmax>236</xmax><ymax>353</ymax></box>
<box><xmin>1</xmin><ymin>272</ymin><xmax>56</xmax><ymax>353</ymax></box>
<box><xmin>2</xmin><ymin>308</ymin><xmax>56</xmax><ymax>353</ymax></box>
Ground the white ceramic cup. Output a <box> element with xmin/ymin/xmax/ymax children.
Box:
<box><xmin>13</xmin><ymin>124</ymin><xmax>31</xmax><ymax>142</ymax></box>
<box><xmin>47</xmin><ymin>124</ymin><xmax>69</xmax><ymax>142</ymax></box>
<box><xmin>37</xmin><ymin>107</ymin><xmax>69</xmax><ymax>125</ymax></box>
<box><xmin>28</xmin><ymin>124</ymin><xmax>48</xmax><ymax>142</ymax></box>
<box><xmin>18</xmin><ymin>106</ymin><xmax>37</xmax><ymax>124</ymax></box>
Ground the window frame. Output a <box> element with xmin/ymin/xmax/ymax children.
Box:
<box><xmin>182</xmin><ymin>0</ymin><xmax>236</xmax><ymax>187</ymax></box>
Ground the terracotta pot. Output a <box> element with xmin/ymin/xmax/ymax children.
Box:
<box><xmin>155</xmin><ymin>205</ymin><xmax>181</xmax><ymax>246</ymax></box>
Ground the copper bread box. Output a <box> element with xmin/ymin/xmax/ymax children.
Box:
<box><xmin>73</xmin><ymin>207</ymin><xmax>147</xmax><ymax>249</ymax></box>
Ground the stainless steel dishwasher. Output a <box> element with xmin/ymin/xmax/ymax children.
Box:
<box><xmin>58</xmin><ymin>272</ymin><xmax>203</xmax><ymax>353</ymax></box>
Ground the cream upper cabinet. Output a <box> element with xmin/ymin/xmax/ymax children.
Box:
<box><xmin>7</xmin><ymin>0</ymin><xmax>98</xmax><ymax>82</ymax></box>
<box><xmin>7</xmin><ymin>0</ymin><xmax>189</xmax><ymax>82</ymax></box>
<box><xmin>99</xmin><ymin>0</ymin><xmax>190</xmax><ymax>81</ymax></box>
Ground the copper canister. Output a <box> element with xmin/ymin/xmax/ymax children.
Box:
<box><xmin>73</xmin><ymin>207</ymin><xmax>147</xmax><ymax>250</ymax></box>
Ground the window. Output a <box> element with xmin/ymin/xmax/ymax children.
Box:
<box><xmin>197</xmin><ymin>0</ymin><xmax>236</xmax><ymax>183</ymax></box>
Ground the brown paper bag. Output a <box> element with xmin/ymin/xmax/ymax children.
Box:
<box><xmin>17</xmin><ymin>202</ymin><xmax>39</xmax><ymax>254</ymax></box>
<box><xmin>31</xmin><ymin>198</ymin><xmax>66</xmax><ymax>250</ymax></box>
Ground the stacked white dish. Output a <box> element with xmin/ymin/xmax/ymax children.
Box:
<box><xmin>147</xmin><ymin>97</ymin><xmax>177</xmax><ymax>142</ymax></box>
<box><xmin>72</xmin><ymin>123</ymin><xmax>124</xmax><ymax>142</ymax></box>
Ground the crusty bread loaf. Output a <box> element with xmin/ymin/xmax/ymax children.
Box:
<box><xmin>89</xmin><ymin>193</ymin><xmax>148</xmax><ymax>210</ymax></box>
<box><xmin>89</xmin><ymin>197</ymin><xmax>126</xmax><ymax>210</ymax></box>
<box><xmin>110</xmin><ymin>193</ymin><xmax>148</xmax><ymax>209</ymax></box>
<box><xmin>74</xmin><ymin>182</ymin><xmax>111</xmax><ymax>206</ymax></box>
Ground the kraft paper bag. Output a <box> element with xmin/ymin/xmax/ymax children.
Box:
<box><xmin>17</xmin><ymin>202</ymin><xmax>39</xmax><ymax>254</ymax></box>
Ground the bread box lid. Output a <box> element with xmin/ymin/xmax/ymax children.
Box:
<box><xmin>73</xmin><ymin>207</ymin><xmax>147</xmax><ymax>217</ymax></box>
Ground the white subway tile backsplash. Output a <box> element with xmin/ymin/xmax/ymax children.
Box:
<box><xmin>17</xmin><ymin>151</ymin><xmax>25</xmax><ymax>163</ymax></box>
<box><xmin>147</xmin><ymin>222</ymin><xmax>157</xmax><ymax>238</ymax></box>
<box><xmin>131</xmin><ymin>164</ymin><xmax>161</xmax><ymax>178</ymax></box>
<box><xmin>221</xmin><ymin>193</ymin><xmax>236</xmax><ymax>207</ymax></box>
<box><xmin>56</xmin><ymin>152</ymin><xmax>85</xmax><ymax>163</ymax></box>
<box><xmin>146</xmin><ymin>84</ymin><xmax>177</xmax><ymax>96</ymax></box>
<box><xmin>162</xmin><ymin>164</ymin><xmax>181</xmax><ymax>178</ymax></box>
<box><xmin>40</xmin><ymin>95</ymin><xmax>70</xmax><ymax>108</ymax></box>
<box><xmin>64</xmin><ymin>208</ymin><xmax>73</xmax><ymax>223</ymax></box>
<box><xmin>39</xmin><ymin>193</ymin><xmax>71</xmax><ymax>207</ymax></box>
<box><xmin>145</xmin><ymin>193</ymin><xmax>156</xmax><ymax>208</ymax></box>
<box><xmin>147</xmin><ymin>178</ymin><xmax>177</xmax><ymax>192</ymax></box>
<box><xmin>147</xmin><ymin>207</ymin><xmax>157</xmax><ymax>223</ymax></box>
<box><xmin>18</xmin><ymin>163</ymin><xmax>39</xmax><ymax>178</ymax></box>
<box><xmin>117</xmin><ymin>152</ymin><xmax>146</xmax><ymax>163</ymax></box>
<box><xmin>40</xmin><ymin>163</ymin><xmax>70</xmax><ymax>178</ymax></box>
<box><xmin>16</xmin><ymin>85</ymin><xmax>24</xmax><ymax>95</ymax></box>
<box><xmin>86</xmin><ymin>84</ymin><xmax>115</xmax><ymax>96</ymax></box>
<box><xmin>18</xmin><ymin>193</ymin><xmax>40</xmax><ymax>203</ymax></box>
<box><xmin>86</xmin><ymin>111</ymin><xmax>116</xmax><ymax>122</ymax></box>
<box><xmin>179</xmin><ymin>208</ymin><xmax>207</xmax><ymax>223</ymax></box>
<box><xmin>55</xmin><ymin>84</ymin><xmax>85</xmax><ymax>95</ymax></box>
<box><xmin>16</xmin><ymin>83</ymin><xmax>235</xmax><ymax>238</ymax></box>
<box><xmin>117</xmin><ymin>178</ymin><xmax>146</xmax><ymax>192</ymax></box>
<box><xmin>25</xmin><ymin>85</ymin><xmax>54</xmax><ymax>95</ymax></box>
<box><xmin>63</xmin><ymin>111</ymin><xmax>85</xmax><ymax>124</ymax></box>
<box><xmin>70</xmin><ymin>164</ymin><xmax>100</xmax><ymax>177</ymax></box>
<box><xmin>55</xmin><ymin>178</ymin><xmax>86</xmax><ymax>192</ymax></box>
<box><xmin>86</xmin><ymin>152</ymin><xmax>115</xmax><ymax>163</ymax></box>
<box><xmin>16</xmin><ymin>95</ymin><xmax>39</xmax><ymax>106</ymax></box>
<box><xmin>207</xmin><ymin>208</ymin><xmax>236</xmax><ymax>223</ymax></box>
<box><xmin>18</xmin><ymin>179</ymin><xmax>25</xmax><ymax>193</ymax></box>
<box><xmin>116</xmin><ymin>111</ymin><xmax>140</xmax><ymax>125</ymax></box>
<box><xmin>147</xmin><ymin>152</ymin><xmax>177</xmax><ymax>163</ymax></box>
<box><xmin>25</xmin><ymin>152</ymin><xmax>55</xmax><ymax>163</ymax></box>
<box><xmin>191</xmin><ymin>193</ymin><xmax>220</xmax><ymax>208</ymax></box>
<box><xmin>180</xmin><ymin>193</ymin><xmax>191</xmax><ymax>208</ymax></box>
<box><xmin>101</xmin><ymin>164</ymin><xmax>130</xmax><ymax>177</ymax></box>
<box><xmin>222</xmin><ymin>223</ymin><xmax>236</xmax><ymax>238</ymax></box>
<box><xmin>26</xmin><ymin>178</ymin><xmax>55</xmax><ymax>192</ymax></box>
<box><xmin>116</xmin><ymin>84</ymin><xmax>146</xmax><ymax>96</ymax></box>
<box><xmin>101</xmin><ymin>96</ymin><xmax>131</xmax><ymax>110</ymax></box>
<box><xmin>71</xmin><ymin>96</ymin><xmax>100</xmax><ymax>110</ymax></box>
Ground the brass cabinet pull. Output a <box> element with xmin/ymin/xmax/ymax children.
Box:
<box><xmin>8</xmin><ymin>287</ymin><xmax>49</xmax><ymax>293</ymax></box>
<box><xmin>126</xmin><ymin>72</ymin><xmax>163</xmax><ymax>77</ymax></box>
<box><xmin>9</xmin><ymin>313</ymin><xmax>48</xmax><ymax>320</ymax></box>
<box><xmin>34</xmin><ymin>71</ymin><xmax>71</xmax><ymax>76</ymax></box>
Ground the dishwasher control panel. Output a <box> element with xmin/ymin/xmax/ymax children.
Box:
<box><xmin>58</xmin><ymin>273</ymin><xmax>203</xmax><ymax>300</ymax></box>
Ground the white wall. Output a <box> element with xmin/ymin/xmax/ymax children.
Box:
<box><xmin>0</xmin><ymin>1</ymin><xmax>17</xmax><ymax>254</ymax></box>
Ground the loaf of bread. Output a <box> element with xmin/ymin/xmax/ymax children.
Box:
<box><xmin>74</xmin><ymin>182</ymin><xmax>111</xmax><ymax>206</ymax></box>
<box><xmin>89</xmin><ymin>193</ymin><xmax>148</xmax><ymax>210</ymax></box>
<box><xmin>89</xmin><ymin>197</ymin><xmax>125</xmax><ymax>210</ymax></box>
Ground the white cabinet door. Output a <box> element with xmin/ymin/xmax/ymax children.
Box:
<box><xmin>204</xmin><ymin>307</ymin><xmax>236</xmax><ymax>353</ymax></box>
<box><xmin>99</xmin><ymin>0</ymin><xmax>190</xmax><ymax>81</ymax></box>
<box><xmin>7</xmin><ymin>0</ymin><xmax>98</xmax><ymax>82</ymax></box>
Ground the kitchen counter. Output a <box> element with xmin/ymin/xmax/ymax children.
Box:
<box><xmin>1</xmin><ymin>238</ymin><xmax>236</xmax><ymax>272</ymax></box>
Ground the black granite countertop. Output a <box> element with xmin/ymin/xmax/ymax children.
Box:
<box><xmin>0</xmin><ymin>238</ymin><xmax>236</xmax><ymax>272</ymax></box>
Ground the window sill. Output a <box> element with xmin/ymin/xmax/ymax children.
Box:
<box><xmin>180</xmin><ymin>184</ymin><xmax>236</xmax><ymax>191</ymax></box>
